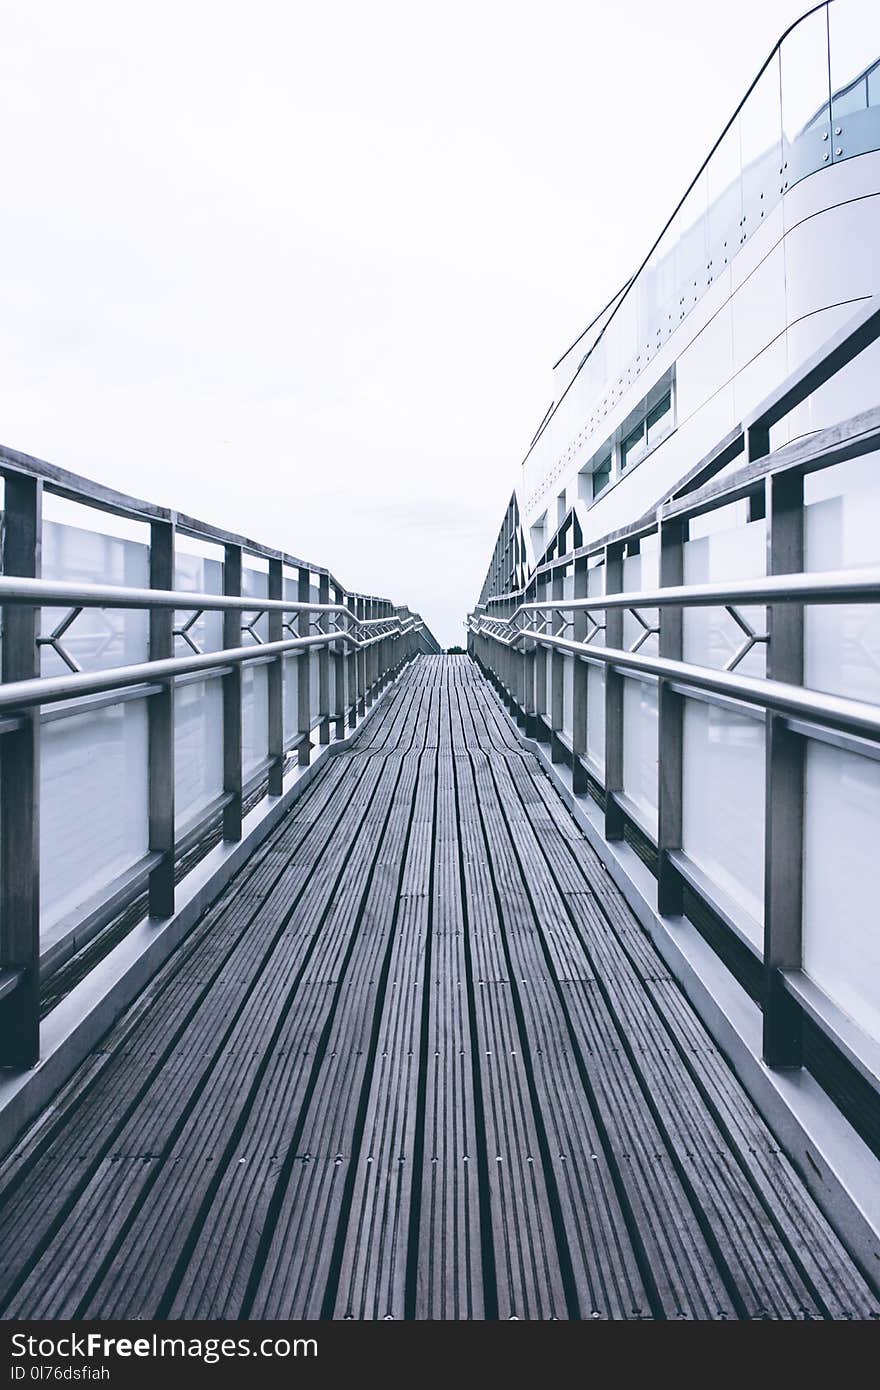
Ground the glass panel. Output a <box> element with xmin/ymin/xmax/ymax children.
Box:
<box><xmin>683</xmin><ymin>519</ymin><xmax>766</xmax><ymax>677</ymax></box>
<box><xmin>803</xmin><ymin>742</ymin><xmax>880</xmax><ymax>1043</ymax></box>
<box><xmin>804</xmin><ymin>452</ymin><xmax>880</xmax><ymax>702</ymax></box>
<box><xmin>174</xmin><ymin>550</ymin><xmax>223</xmax><ymax>654</ymax></box>
<box><xmin>175</xmin><ymin>677</ymin><xmax>224</xmax><ymax>829</ymax></box>
<box><xmin>740</xmin><ymin>52</ymin><xmax>783</xmax><ymax>238</ymax></box>
<box><xmin>706</xmin><ymin>123</ymin><xmax>742</xmax><ymax>279</ymax></box>
<box><xmin>283</xmin><ymin>652</ymin><xmax>300</xmax><ymax>745</ymax></box>
<box><xmin>623</xmin><ymin>551</ymin><xmax>659</xmax><ymax>656</ymax></box>
<box><xmin>585</xmin><ymin>564</ymin><xmax>605</xmax><ymax>773</ymax></box>
<box><xmin>682</xmin><ymin>700</ymin><xmax>765</xmax><ymax>934</ymax></box>
<box><xmin>41</xmin><ymin>521</ymin><xmax>149</xmax><ymax>676</ymax></box>
<box><xmin>673</xmin><ymin>173</ymin><xmax>710</xmax><ymax>323</ymax></box>
<box><xmin>586</xmin><ymin>666</ymin><xmax>605</xmax><ymax>771</ymax></box>
<box><xmin>621</xmin><ymin>420</ymin><xmax>646</xmax><ymax>472</ymax></box>
<box><xmin>243</xmin><ymin>664</ymin><xmax>269</xmax><ymax>776</ymax></box>
<box><xmin>646</xmin><ymin>392</ymin><xmax>672</xmax><ymax>449</ymax></box>
<box><xmin>622</xmin><ymin>677</ymin><xmax>658</xmax><ymax>834</ymax></box>
<box><xmin>174</xmin><ymin>547</ymin><xmax>224</xmax><ymax>830</ymax></box>
<box><xmin>241</xmin><ymin>565</ymin><xmax>269</xmax><ymax>772</ymax></box>
<box><xmin>639</xmin><ymin>221</ymin><xmax>678</xmax><ymax>358</ymax></box>
<box><xmin>828</xmin><ymin>0</ymin><xmax>880</xmax><ymax>160</ymax></box>
<box><xmin>780</xmin><ymin>4</ymin><xmax>831</xmax><ymax>187</ymax></box>
<box><xmin>592</xmin><ymin>458</ymin><xmax>612</xmax><ymax>498</ymax></box>
<box><xmin>309</xmin><ymin>649</ymin><xmax>319</xmax><ymax>724</ymax></box>
<box><xmin>41</xmin><ymin>701</ymin><xmax>149</xmax><ymax>942</ymax></box>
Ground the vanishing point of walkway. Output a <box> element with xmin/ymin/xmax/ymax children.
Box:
<box><xmin>0</xmin><ymin>657</ymin><xmax>876</xmax><ymax>1320</ymax></box>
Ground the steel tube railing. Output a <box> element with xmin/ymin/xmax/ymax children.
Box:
<box><xmin>468</xmin><ymin>620</ymin><xmax>880</xmax><ymax>744</ymax></box>
<box><xmin>0</xmin><ymin>625</ymin><xmax>423</xmax><ymax>715</ymax></box>
<box><xmin>0</xmin><ymin>574</ymin><xmax>398</xmax><ymax>623</ymax></box>
<box><xmin>484</xmin><ymin>566</ymin><xmax>880</xmax><ymax>617</ymax></box>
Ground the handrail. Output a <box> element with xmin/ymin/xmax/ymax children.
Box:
<box><xmin>0</xmin><ymin>575</ymin><xmax>403</xmax><ymax>624</ymax></box>
<box><xmin>467</xmin><ymin>619</ymin><xmax>880</xmax><ymax>744</ymax></box>
<box><xmin>0</xmin><ymin>622</ymin><xmax>423</xmax><ymax>714</ymax></box>
<box><xmin>479</xmin><ymin>566</ymin><xmax>880</xmax><ymax>622</ymax></box>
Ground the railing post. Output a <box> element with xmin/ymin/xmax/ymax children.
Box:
<box><xmin>318</xmin><ymin>572</ymin><xmax>330</xmax><ymax>745</ymax></box>
<box><xmin>333</xmin><ymin>583</ymin><xmax>346</xmax><ymax>741</ymax></box>
<box><xmin>550</xmin><ymin>566</ymin><xmax>565</xmax><ymax>763</ymax></box>
<box><xmin>571</xmin><ymin>554</ymin><xmax>589</xmax><ymax>795</ymax></box>
<box><xmin>382</xmin><ymin>600</ymin><xmax>392</xmax><ymax>686</ymax></box>
<box><xmin>148</xmin><ymin>518</ymin><xmax>175</xmax><ymax>918</ymax></box>
<box><xmin>297</xmin><ymin>566</ymin><xmax>312</xmax><ymax>766</ymax></box>
<box><xmin>533</xmin><ymin>570</ymin><xmax>548</xmax><ymax>743</ymax></box>
<box><xmin>267</xmin><ymin>557</ymin><xmax>284</xmax><ymax>796</ymax></box>
<box><xmin>657</xmin><ymin>516</ymin><xmax>686</xmax><ymax>915</ymax></box>
<box><xmin>365</xmin><ymin>599</ymin><xmax>375</xmax><ymax>708</ymax></box>
<box><xmin>356</xmin><ymin>598</ymin><xmax>366</xmax><ymax>716</ymax></box>
<box><xmin>222</xmin><ymin>543</ymin><xmax>243</xmax><ymax>840</ymax></box>
<box><xmin>347</xmin><ymin>595</ymin><xmax>358</xmax><ymax>729</ymax></box>
<box><xmin>523</xmin><ymin>577</ymin><xmax>538</xmax><ymax>738</ymax></box>
<box><xmin>604</xmin><ymin>541</ymin><xmax>625</xmax><ymax>841</ymax></box>
<box><xmin>763</xmin><ymin>470</ymin><xmax>805</xmax><ymax>1069</ymax></box>
<box><xmin>0</xmin><ymin>474</ymin><xmax>42</xmax><ymax>1067</ymax></box>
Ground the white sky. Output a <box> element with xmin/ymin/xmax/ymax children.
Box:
<box><xmin>1</xmin><ymin>0</ymin><xmax>812</xmax><ymax>646</ymax></box>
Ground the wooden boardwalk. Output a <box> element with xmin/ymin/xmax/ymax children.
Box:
<box><xmin>0</xmin><ymin>655</ymin><xmax>876</xmax><ymax>1320</ymax></box>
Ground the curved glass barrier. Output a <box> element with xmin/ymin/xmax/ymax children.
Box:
<box><xmin>566</xmin><ymin>0</ymin><xmax>880</xmax><ymax>436</ymax></box>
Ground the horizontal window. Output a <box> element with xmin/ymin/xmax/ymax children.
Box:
<box><xmin>646</xmin><ymin>391</ymin><xmax>672</xmax><ymax>447</ymax></box>
<box><xmin>621</xmin><ymin>421</ymin><xmax>647</xmax><ymax>472</ymax></box>
<box><xmin>592</xmin><ymin>453</ymin><xmax>612</xmax><ymax>498</ymax></box>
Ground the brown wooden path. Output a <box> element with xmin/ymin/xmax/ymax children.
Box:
<box><xmin>0</xmin><ymin>656</ymin><xmax>876</xmax><ymax>1320</ymax></box>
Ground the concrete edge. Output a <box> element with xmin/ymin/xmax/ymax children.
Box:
<box><xmin>0</xmin><ymin>671</ymin><xmax>403</xmax><ymax>1159</ymax></box>
<box><xmin>484</xmin><ymin>679</ymin><xmax>880</xmax><ymax>1295</ymax></box>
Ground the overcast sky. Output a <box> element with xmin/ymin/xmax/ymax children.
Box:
<box><xmin>1</xmin><ymin>0</ymin><xmax>812</xmax><ymax>645</ymax></box>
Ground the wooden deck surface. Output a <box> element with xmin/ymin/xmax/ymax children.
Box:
<box><xmin>0</xmin><ymin>655</ymin><xmax>877</xmax><ymax>1320</ymax></box>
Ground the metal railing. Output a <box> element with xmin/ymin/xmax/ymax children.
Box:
<box><xmin>468</xmin><ymin>296</ymin><xmax>880</xmax><ymax>1099</ymax></box>
<box><xmin>0</xmin><ymin>447</ymin><xmax>438</xmax><ymax>1068</ymax></box>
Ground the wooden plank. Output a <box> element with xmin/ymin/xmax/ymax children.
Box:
<box><xmin>0</xmin><ymin>678</ymin><xmax>420</xmax><ymax>1316</ymax></box>
<box><xmin>248</xmin><ymin>667</ymin><xmax>441</xmax><ymax>1318</ymax></box>
<box><xmin>1</xmin><ymin>655</ymin><xmax>877</xmax><ymax>1322</ymax></box>
<box><xmin>483</xmin><ymin>682</ymin><xmax>879</xmax><ymax>1318</ymax></box>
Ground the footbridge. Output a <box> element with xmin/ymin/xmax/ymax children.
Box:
<box><xmin>2</xmin><ymin>3</ymin><xmax>880</xmax><ymax>1318</ymax></box>
<box><xmin>0</xmin><ymin>308</ymin><xmax>879</xmax><ymax>1317</ymax></box>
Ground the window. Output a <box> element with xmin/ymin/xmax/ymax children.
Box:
<box><xmin>557</xmin><ymin>490</ymin><xmax>567</xmax><ymax>529</ymax></box>
<box><xmin>592</xmin><ymin>452</ymin><xmax>612</xmax><ymax>498</ymax></box>
<box><xmin>646</xmin><ymin>390</ymin><xmax>672</xmax><ymax>448</ymax></box>
<box><xmin>621</xmin><ymin>420</ymin><xmax>647</xmax><ymax>472</ymax></box>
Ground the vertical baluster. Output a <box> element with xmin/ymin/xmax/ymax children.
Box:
<box><xmin>657</xmin><ymin>516</ymin><xmax>686</xmax><ymax>915</ymax></box>
<box><xmin>297</xmin><ymin>566</ymin><xmax>312</xmax><ymax>766</ymax></box>
<box><xmin>763</xmin><ymin>470</ymin><xmax>805</xmax><ymax>1068</ymax></box>
<box><xmin>357</xmin><ymin>597</ymin><xmax>367</xmax><ymax>716</ymax></box>
<box><xmin>267</xmin><ymin>557</ymin><xmax>284</xmax><ymax>796</ymax></box>
<box><xmin>318</xmin><ymin>572</ymin><xmax>330</xmax><ymax>745</ymax></box>
<box><xmin>550</xmin><ymin>564</ymin><xmax>565</xmax><ymax>764</ymax></box>
<box><xmin>571</xmin><ymin>553</ymin><xmax>589</xmax><ymax>795</ymax></box>
<box><xmin>603</xmin><ymin>540</ymin><xmax>625</xmax><ymax>841</ymax></box>
<box><xmin>148</xmin><ymin>518</ymin><xmax>175</xmax><ymax>917</ymax></box>
<box><xmin>523</xmin><ymin>576</ymin><xmax>537</xmax><ymax>737</ymax></box>
<box><xmin>222</xmin><ymin>543</ymin><xmax>243</xmax><ymax>840</ymax></box>
<box><xmin>347</xmin><ymin>595</ymin><xmax>358</xmax><ymax>729</ymax></box>
<box><xmin>365</xmin><ymin>599</ymin><xmax>375</xmax><ymax>707</ymax></box>
<box><xmin>533</xmin><ymin>568</ymin><xmax>548</xmax><ymax>742</ymax></box>
<box><xmin>0</xmin><ymin>474</ymin><xmax>42</xmax><ymax>1066</ymax></box>
<box><xmin>333</xmin><ymin>584</ymin><xmax>346</xmax><ymax>741</ymax></box>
